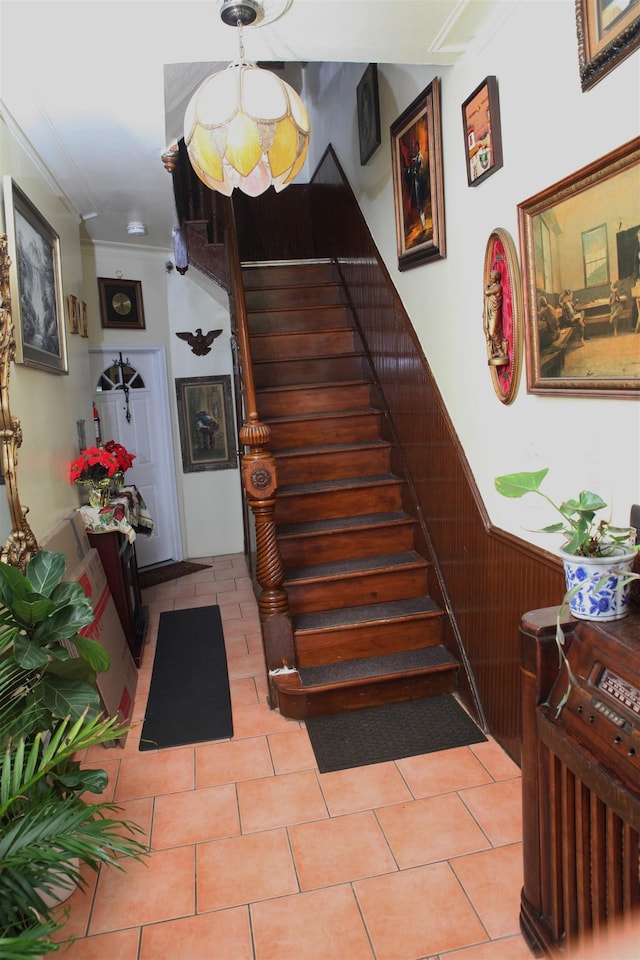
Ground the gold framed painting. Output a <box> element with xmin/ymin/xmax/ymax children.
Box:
<box><xmin>518</xmin><ymin>136</ymin><xmax>640</xmax><ymax>398</ymax></box>
<box><xmin>390</xmin><ymin>78</ymin><xmax>446</xmax><ymax>271</ymax></box>
<box><xmin>2</xmin><ymin>177</ymin><xmax>68</xmax><ymax>374</ymax></box>
<box><xmin>175</xmin><ymin>375</ymin><xmax>236</xmax><ymax>473</ymax></box>
<box><xmin>576</xmin><ymin>0</ymin><xmax>640</xmax><ymax>91</ymax></box>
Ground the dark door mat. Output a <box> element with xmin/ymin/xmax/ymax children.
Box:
<box><xmin>305</xmin><ymin>694</ymin><xmax>487</xmax><ymax>773</ymax></box>
<box><xmin>139</xmin><ymin>560</ymin><xmax>211</xmax><ymax>589</ymax></box>
<box><xmin>140</xmin><ymin>605</ymin><xmax>233</xmax><ymax>750</ymax></box>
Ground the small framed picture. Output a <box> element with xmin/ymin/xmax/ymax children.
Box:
<box><xmin>78</xmin><ymin>299</ymin><xmax>88</xmax><ymax>338</ymax></box>
<box><xmin>357</xmin><ymin>63</ymin><xmax>381</xmax><ymax>165</ymax></box>
<box><xmin>67</xmin><ymin>294</ymin><xmax>80</xmax><ymax>334</ymax></box>
<box><xmin>175</xmin><ymin>375</ymin><xmax>236</xmax><ymax>473</ymax></box>
<box><xmin>390</xmin><ymin>77</ymin><xmax>446</xmax><ymax>271</ymax></box>
<box><xmin>461</xmin><ymin>76</ymin><xmax>503</xmax><ymax>187</ymax></box>
<box><xmin>98</xmin><ymin>277</ymin><xmax>145</xmax><ymax>330</ymax></box>
<box><xmin>2</xmin><ymin>177</ymin><xmax>68</xmax><ymax>374</ymax></box>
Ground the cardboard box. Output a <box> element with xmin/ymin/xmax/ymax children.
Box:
<box><xmin>41</xmin><ymin>510</ymin><xmax>91</xmax><ymax>569</ymax></box>
<box><xmin>66</xmin><ymin>549</ymin><xmax>138</xmax><ymax>742</ymax></box>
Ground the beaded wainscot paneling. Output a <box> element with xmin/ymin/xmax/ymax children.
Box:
<box><xmin>310</xmin><ymin>148</ymin><xmax>564</xmax><ymax>762</ymax></box>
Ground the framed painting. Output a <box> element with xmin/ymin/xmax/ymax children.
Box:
<box><xmin>357</xmin><ymin>63</ymin><xmax>381</xmax><ymax>165</ymax></box>
<box><xmin>461</xmin><ymin>76</ymin><xmax>503</xmax><ymax>187</ymax></box>
<box><xmin>390</xmin><ymin>77</ymin><xmax>446</xmax><ymax>271</ymax></box>
<box><xmin>175</xmin><ymin>375</ymin><xmax>236</xmax><ymax>473</ymax></box>
<box><xmin>67</xmin><ymin>294</ymin><xmax>80</xmax><ymax>334</ymax></box>
<box><xmin>98</xmin><ymin>277</ymin><xmax>145</xmax><ymax>330</ymax></box>
<box><xmin>2</xmin><ymin>177</ymin><xmax>67</xmax><ymax>374</ymax></box>
<box><xmin>576</xmin><ymin>0</ymin><xmax>640</xmax><ymax>91</ymax></box>
<box><xmin>518</xmin><ymin>136</ymin><xmax>640</xmax><ymax>398</ymax></box>
<box><xmin>78</xmin><ymin>299</ymin><xmax>88</xmax><ymax>338</ymax></box>
<box><xmin>482</xmin><ymin>228</ymin><xmax>523</xmax><ymax>404</ymax></box>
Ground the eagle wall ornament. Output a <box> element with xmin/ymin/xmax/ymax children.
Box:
<box><xmin>175</xmin><ymin>328</ymin><xmax>223</xmax><ymax>356</ymax></box>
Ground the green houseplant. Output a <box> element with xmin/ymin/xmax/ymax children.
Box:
<box><xmin>0</xmin><ymin>550</ymin><xmax>146</xmax><ymax>958</ymax></box>
<box><xmin>495</xmin><ymin>468</ymin><xmax>639</xmax><ymax>621</ymax></box>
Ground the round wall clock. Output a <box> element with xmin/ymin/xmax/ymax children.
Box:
<box><xmin>482</xmin><ymin>227</ymin><xmax>523</xmax><ymax>404</ymax></box>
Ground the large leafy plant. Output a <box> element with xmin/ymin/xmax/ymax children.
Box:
<box><xmin>494</xmin><ymin>468</ymin><xmax>636</xmax><ymax>557</ymax></box>
<box><xmin>0</xmin><ymin>550</ymin><xmax>146</xmax><ymax>957</ymax></box>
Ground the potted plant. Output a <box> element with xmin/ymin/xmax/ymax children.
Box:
<box><xmin>69</xmin><ymin>441</ymin><xmax>136</xmax><ymax>508</ymax></box>
<box><xmin>494</xmin><ymin>468</ymin><xmax>639</xmax><ymax>622</ymax></box>
<box><xmin>0</xmin><ymin>550</ymin><xmax>146</xmax><ymax>958</ymax></box>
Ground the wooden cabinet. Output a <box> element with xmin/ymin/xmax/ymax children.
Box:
<box><xmin>87</xmin><ymin>530</ymin><xmax>148</xmax><ymax>666</ymax></box>
<box><xmin>519</xmin><ymin>608</ymin><xmax>640</xmax><ymax>954</ymax></box>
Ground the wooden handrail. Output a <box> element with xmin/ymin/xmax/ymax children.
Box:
<box><xmin>225</xmin><ymin>202</ymin><xmax>290</xmax><ymax>623</ymax></box>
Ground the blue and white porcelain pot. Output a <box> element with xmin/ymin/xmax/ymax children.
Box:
<box><xmin>560</xmin><ymin>547</ymin><xmax>637</xmax><ymax>622</ymax></box>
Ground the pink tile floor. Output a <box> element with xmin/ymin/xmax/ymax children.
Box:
<box><xmin>48</xmin><ymin>554</ymin><xmax>532</xmax><ymax>960</ymax></box>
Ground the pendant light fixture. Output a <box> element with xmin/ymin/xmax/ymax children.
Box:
<box><xmin>184</xmin><ymin>0</ymin><xmax>310</xmax><ymax>197</ymax></box>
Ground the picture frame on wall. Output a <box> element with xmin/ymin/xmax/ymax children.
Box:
<box><xmin>461</xmin><ymin>76</ymin><xmax>503</xmax><ymax>187</ymax></box>
<box><xmin>390</xmin><ymin>78</ymin><xmax>446</xmax><ymax>271</ymax></box>
<box><xmin>67</xmin><ymin>294</ymin><xmax>80</xmax><ymax>334</ymax></box>
<box><xmin>575</xmin><ymin>0</ymin><xmax>640</xmax><ymax>91</ymax></box>
<box><xmin>357</xmin><ymin>63</ymin><xmax>381</xmax><ymax>165</ymax></box>
<box><xmin>98</xmin><ymin>277</ymin><xmax>145</xmax><ymax>330</ymax></box>
<box><xmin>482</xmin><ymin>228</ymin><xmax>523</xmax><ymax>405</ymax></box>
<box><xmin>175</xmin><ymin>375</ymin><xmax>236</xmax><ymax>473</ymax></box>
<box><xmin>518</xmin><ymin>136</ymin><xmax>640</xmax><ymax>398</ymax></box>
<box><xmin>2</xmin><ymin>177</ymin><xmax>68</xmax><ymax>374</ymax></box>
<box><xmin>78</xmin><ymin>299</ymin><xmax>88</xmax><ymax>338</ymax></box>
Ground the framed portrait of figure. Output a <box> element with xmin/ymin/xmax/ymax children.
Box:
<box><xmin>2</xmin><ymin>178</ymin><xmax>67</xmax><ymax>374</ymax></box>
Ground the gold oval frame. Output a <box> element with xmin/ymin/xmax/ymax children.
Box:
<box><xmin>482</xmin><ymin>227</ymin><xmax>523</xmax><ymax>404</ymax></box>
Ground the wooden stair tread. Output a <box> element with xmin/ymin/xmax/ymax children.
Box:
<box><xmin>275</xmin><ymin>439</ymin><xmax>389</xmax><ymax>457</ymax></box>
<box><xmin>277</xmin><ymin>510</ymin><xmax>409</xmax><ymax>536</ymax></box>
<box><xmin>257</xmin><ymin>379</ymin><xmax>370</xmax><ymax>396</ymax></box>
<box><xmin>279</xmin><ymin>473</ymin><xmax>399</xmax><ymax>496</ymax></box>
<box><xmin>267</xmin><ymin>408</ymin><xmax>378</xmax><ymax>424</ymax></box>
<box><xmin>298</xmin><ymin>645</ymin><xmax>456</xmax><ymax>687</ymax></box>
<box><xmin>294</xmin><ymin>596</ymin><xmax>441</xmax><ymax>632</ymax></box>
<box><xmin>284</xmin><ymin>550</ymin><xmax>426</xmax><ymax>584</ymax></box>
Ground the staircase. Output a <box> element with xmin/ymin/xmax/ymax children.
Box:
<box><xmin>244</xmin><ymin>259</ymin><xmax>458</xmax><ymax>718</ymax></box>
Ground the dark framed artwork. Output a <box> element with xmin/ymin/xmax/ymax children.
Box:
<box><xmin>518</xmin><ymin>136</ymin><xmax>640</xmax><ymax>398</ymax></box>
<box><xmin>175</xmin><ymin>375</ymin><xmax>236</xmax><ymax>473</ymax></box>
<box><xmin>357</xmin><ymin>63</ymin><xmax>381</xmax><ymax>165</ymax></box>
<box><xmin>576</xmin><ymin>0</ymin><xmax>640</xmax><ymax>91</ymax></box>
<box><xmin>482</xmin><ymin>228</ymin><xmax>523</xmax><ymax>404</ymax></box>
<box><xmin>390</xmin><ymin>78</ymin><xmax>446</xmax><ymax>271</ymax></box>
<box><xmin>461</xmin><ymin>76</ymin><xmax>503</xmax><ymax>187</ymax></box>
<box><xmin>67</xmin><ymin>294</ymin><xmax>80</xmax><ymax>334</ymax></box>
<box><xmin>98</xmin><ymin>277</ymin><xmax>145</xmax><ymax>330</ymax></box>
<box><xmin>78</xmin><ymin>299</ymin><xmax>88</xmax><ymax>338</ymax></box>
<box><xmin>2</xmin><ymin>177</ymin><xmax>67</xmax><ymax>374</ymax></box>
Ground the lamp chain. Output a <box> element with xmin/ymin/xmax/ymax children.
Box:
<box><xmin>237</xmin><ymin>19</ymin><xmax>245</xmax><ymax>59</ymax></box>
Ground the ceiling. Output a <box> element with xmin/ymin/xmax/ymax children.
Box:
<box><xmin>1</xmin><ymin>0</ymin><xmax>507</xmax><ymax>250</ymax></box>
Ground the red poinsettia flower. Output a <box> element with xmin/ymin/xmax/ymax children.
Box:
<box><xmin>69</xmin><ymin>445</ymin><xmax>121</xmax><ymax>484</ymax></box>
<box><xmin>103</xmin><ymin>440</ymin><xmax>136</xmax><ymax>473</ymax></box>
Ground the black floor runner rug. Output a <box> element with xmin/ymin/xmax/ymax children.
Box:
<box><xmin>140</xmin><ymin>606</ymin><xmax>233</xmax><ymax>751</ymax></box>
<box><xmin>305</xmin><ymin>694</ymin><xmax>487</xmax><ymax>773</ymax></box>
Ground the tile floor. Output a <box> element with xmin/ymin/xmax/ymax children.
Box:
<box><xmin>49</xmin><ymin>554</ymin><xmax>532</xmax><ymax>960</ymax></box>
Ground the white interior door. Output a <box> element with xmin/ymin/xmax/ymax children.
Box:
<box><xmin>90</xmin><ymin>346</ymin><xmax>181</xmax><ymax>567</ymax></box>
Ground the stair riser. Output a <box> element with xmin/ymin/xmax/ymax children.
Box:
<box><xmin>250</xmin><ymin>330</ymin><xmax>359</xmax><ymax>361</ymax></box>
<box><xmin>285</xmin><ymin>566</ymin><xmax>429</xmax><ymax>615</ymax></box>
<box><xmin>245</xmin><ymin>284</ymin><xmax>344</xmax><ymax>309</ymax></box>
<box><xmin>248</xmin><ymin>305</ymin><xmax>352</xmax><ymax>333</ymax></box>
<box><xmin>276</xmin><ymin>483</ymin><xmax>403</xmax><ymax>523</ymax></box>
<box><xmin>276</xmin><ymin>446</ymin><xmax>391</xmax><ymax>485</ymax></box>
<box><xmin>244</xmin><ymin>263</ymin><xmax>339</xmax><ymax>287</ymax></box>
<box><xmin>278</xmin><ymin>522</ymin><xmax>415</xmax><ymax>566</ymax></box>
<box><xmin>274</xmin><ymin>668</ymin><xmax>458</xmax><ymax>719</ymax></box>
<box><xmin>295</xmin><ymin>615</ymin><xmax>443</xmax><ymax>666</ymax></box>
<box><xmin>268</xmin><ymin>412</ymin><xmax>383</xmax><ymax>449</ymax></box>
<box><xmin>258</xmin><ymin>383</ymin><xmax>372</xmax><ymax>418</ymax></box>
<box><xmin>253</xmin><ymin>355</ymin><xmax>366</xmax><ymax>388</ymax></box>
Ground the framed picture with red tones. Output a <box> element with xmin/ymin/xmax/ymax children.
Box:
<box><xmin>462</xmin><ymin>76</ymin><xmax>503</xmax><ymax>187</ymax></box>
<box><xmin>482</xmin><ymin>228</ymin><xmax>523</xmax><ymax>404</ymax></box>
<box><xmin>390</xmin><ymin>78</ymin><xmax>446</xmax><ymax>271</ymax></box>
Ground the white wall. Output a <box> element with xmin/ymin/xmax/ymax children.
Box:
<box><xmin>84</xmin><ymin>241</ymin><xmax>244</xmax><ymax>560</ymax></box>
<box><xmin>303</xmin><ymin>0</ymin><xmax>640</xmax><ymax>552</ymax></box>
<box><xmin>0</xmin><ymin>112</ymin><xmax>92</xmax><ymax>543</ymax></box>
